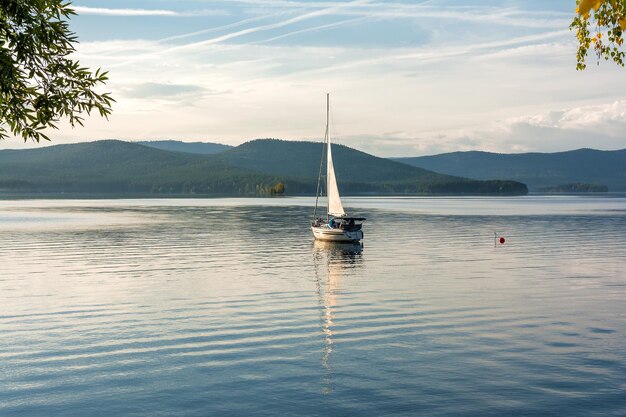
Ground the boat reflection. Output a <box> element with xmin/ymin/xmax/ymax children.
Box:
<box><xmin>312</xmin><ymin>240</ymin><xmax>363</xmax><ymax>394</ymax></box>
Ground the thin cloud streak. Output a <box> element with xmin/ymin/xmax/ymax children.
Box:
<box><xmin>104</xmin><ymin>0</ymin><xmax>370</xmax><ymax>68</ymax></box>
<box><xmin>159</xmin><ymin>14</ymin><xmax>287</xmax><ymax>42</ymax></box>
<box><xmin>227</xmin><ymin>0</ymin><xmax>568</xmax><ymax>17</ymax></box>
<box><xmin>73</xmin><ymin>6</ymin><xmax>228</xmax><ymax>17</ymax></box>
<box><xmin>103</xmin><ymin>22</ymin><xmax>568</xmax><ymax>75</ymax></box>
<box><xmin>96</xmin><ymin>0</ymin><xmax>567</xmax><ymax>70</ymax></box>
<box><xmin>73</xmin><ymin>6</ymin><xmax>178</xmax><ymax>16</ymax></box>
<box><xmin>231</xmin><ymin>0</ymin><xmax>568</xmax><ymax>28</ymax></box>
<box><xmin>266</xmin><ymin>29</ymin><xmax>571</xmax><ymax>81</ymax></box>
<box><xmin>252</xmin><ymin>16</ymin><xmax>372</xmax><ymax>44</ymax></box>
<box><xmin>170</xmin><ymin>0</ymin><xmax>371</xmax><ymax>50</ymax></box>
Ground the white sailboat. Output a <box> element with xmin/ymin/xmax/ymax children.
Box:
<box><xmin>311</xmin><ymin>94</ymin><xmax>365</xmax><ymax>242</ymax></box>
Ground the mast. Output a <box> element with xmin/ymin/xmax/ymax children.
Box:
<box><xmin>325</xmin><ymin>93</ymin><xmax>330</xmax><ymax>222</ymax></box>
<box><xmin>312</xmin><ymin>94</ymin><xmax>329</xmax><ymax>221</ymax></box>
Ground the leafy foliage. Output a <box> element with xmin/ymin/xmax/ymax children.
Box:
<box><xmin>571</xmin><ymin>0</ymin><xmax>626</xmax><ymax>70</ymax></box>
<box><xmin>271</xmin><ymin>182</ymin><xmax>285</xmax><ymax>195</ymax></box>
<box><xmin>0</xmin><ymin>0</ymin><xmax>113</xmax><ymax>141</ymax></box>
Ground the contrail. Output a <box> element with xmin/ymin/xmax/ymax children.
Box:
<box><xmin>105</xmin><ymin>0</ymin><xmax>371</xmax><ymax>68</ymax></box>
<box><xmin>251</xmin><ymin>16</ymin><xmax>370</xmax><ymax>45</ymax></box>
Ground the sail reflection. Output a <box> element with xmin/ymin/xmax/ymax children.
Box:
<box><xmin>312</xmin><ymin>241</ymin><xmax>363</xmax><ymax>394</ymax></box>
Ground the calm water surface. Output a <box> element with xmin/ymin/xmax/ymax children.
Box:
<box><xmin>1</xmin><ymin>196</ymin><xmax>625</xmax><ymax>416</ymax></box>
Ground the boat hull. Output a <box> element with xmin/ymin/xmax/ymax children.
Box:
<box><xmin>311</xmin><ymin>226</ymin><xmax>363</xmax><ymax>242</ymax></box>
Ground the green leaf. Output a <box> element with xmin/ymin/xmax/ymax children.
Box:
<box><xmin>0</xmin><ymin>0</ymin><xmax>113</xmax><ymax>142</ymax></box>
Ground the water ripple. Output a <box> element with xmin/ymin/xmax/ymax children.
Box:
<box><xmin>1</xmin><ymin>197</ymin><xmax>625</xmax><ymax>417</ymax></box>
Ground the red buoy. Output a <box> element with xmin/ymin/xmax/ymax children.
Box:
<box><xmin>499</xmin><ymin>237</ymin><xmax>506</xmax><ymax>244</ymax></box>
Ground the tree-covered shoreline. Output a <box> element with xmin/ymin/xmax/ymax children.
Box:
<box><xmin>0</xmin><ymin>139</ymin><xmax>529</xmax><ymax>196</ymax></box>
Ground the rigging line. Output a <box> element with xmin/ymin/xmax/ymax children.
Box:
<box><xmin>313</xmin><ymin>93</ymin><xmax>329</xmax><ymax>221</ymax></box>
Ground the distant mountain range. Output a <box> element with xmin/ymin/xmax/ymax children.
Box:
<box><xmin>138</xmin><ymin>140</ymin><xmax>232</xmax><ymax>155</ymax></box>
<box><xmin>0</xmin><ymin>140</ymin><xmax>289</xmax><ymax>194</ymax></box>
<box><xmin>0</xmin><ymin>139</ymin><xmax>526</xmax><ymax>196</ymax></box>
<box><xmin>394</xmin><ymin>148</ymin><xmax>626</xmax><ymax>191</ymax></box>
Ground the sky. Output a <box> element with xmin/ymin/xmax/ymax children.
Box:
<box><xmin>3</xmin><ymin>0</ymin><xmax>626</xmax><ymax>156</ymax></box>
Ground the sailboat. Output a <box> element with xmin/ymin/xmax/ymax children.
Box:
<box><xmin>311</xmin><ymin>94</ymin><xmax>365</xmax><ymax>242</ymax></box>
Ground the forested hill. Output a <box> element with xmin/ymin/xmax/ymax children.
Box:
<box><xmin>217</xmin><ymin>139</ymin><xmax>447</xmax><ymax>183</ymax></box>
<box><xmin>0</xmin><ymin>140</ymin><xmax>528</xmax><ymax>195</ymax></box>
<box><xmin>0</xmin><ymin>140</ymin><xmax>291</xmax><ymax>194</ymax></box>
<box><xmin>138</xmin><ymin>140</ymin><xmax>232</xmax><ymax>155</ymax></box>
<box><xmin>394</xmin><ymin>148</ymin><xmax>626</xmax><ymax>191</ymax></box>
<box><xmin>214</xmin><ymin>139</ymin><xmax>527</xmax><ymax>193</ymax></box>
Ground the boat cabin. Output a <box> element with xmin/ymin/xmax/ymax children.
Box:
<box><xmin>312</xmin><ymin>217</ymin><xmax>365</xmax><ymax>231</ymax></box>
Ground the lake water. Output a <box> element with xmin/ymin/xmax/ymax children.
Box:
<box><xmin>1</xmin><ymin>196</ymin><xmax>625</xmax><ymax>417</ymax></box>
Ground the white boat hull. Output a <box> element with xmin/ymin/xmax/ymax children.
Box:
<box><xmin>311</xmin><ymin>226</ymin><xmax>363</xmax><ymax>242</ymax></box>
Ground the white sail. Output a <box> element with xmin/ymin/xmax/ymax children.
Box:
<box><xmin>326</xmin><ymin>132</ymin><xmax>345</xmax><ymax>217</ymax></box>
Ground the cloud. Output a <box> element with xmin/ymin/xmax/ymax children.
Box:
<box><xmin>97</xmin><ymin>1</ymin><xmax>370</xmax><ymax>69</ymax></box>
<box><xmin>418</xmin><ymin>101</ymin><xmax>626</xmax><ymax>155</ymax></box>
<box><xmin>121</xmin><ymin>82</ymin><xmax>203</xmax><ymax>98</ymax></box>
<box><xmin>72</xmin><ymin>6</ymin><xmax>228</xmax><ymax>17</ymax></box>
<box><xmin>120</xmin><ymin>82</ymin><xmax>230</xmax><ymax>101</ymax></box>
<box><xmin>508</xmin><ymin>100</ymin><xmax>626</xmax><ymax>133</ymax></box>
<box><xmin>251</xmin><ymin>17</ymin><xmax>371</xmax><ymax>45</ymax></box>
<box><xmin>168</xmin><ymin>0</ymin><xmax>370</xmax><ymax>49</ymax></box>
<box><xmin>236</xmin><ymin>1</ymin><xmax>569</xmax><ymax>28</ymax></box>
<box><xmin>73</xmin><ymin>6</ymin><xmax>179</xmax><ymax>16</ymax></box>
<box><xmin>159</xmin><ymin>14</ymin><xmax>283</xmax><ymax>42</ymax></box>
<box><xmin>275</xmin><ymin>29</ymin><xmax>571</xmax><ymax>80</ymax></box>
<box><xmin>329</xmin><ymin>101</ymin><xmax>626</xmax><ymax>157</ymax></box>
